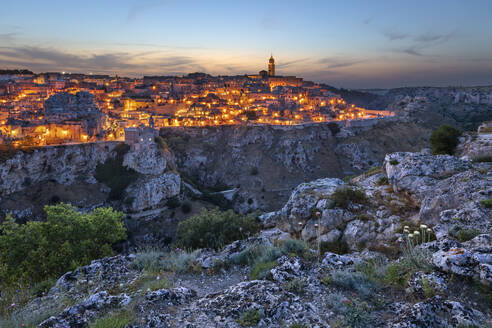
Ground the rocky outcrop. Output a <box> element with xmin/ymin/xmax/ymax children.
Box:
<box><xmin>384</xmin><ymin>151</ymin><xmax>491</xmax><ymax>238</ymax></box>
<box><xmin>161</xmin><ymin>121</ymin><xmax>429</xmax><ymax>212</ymax></box>
<box><xmin>0</xmin><ymin>141</ymin><xmax>181</xmax><ymax>221</ymax></box>
<box><xmin>0</xmin><ymin>142</ymin><xmax>119</xmax><ymax>197</ymax></box>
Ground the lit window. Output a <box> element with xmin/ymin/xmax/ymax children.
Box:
<box><xmin>149</xmin><ymin>138</ymin><xmax>152</xmax><ymax>141</ymax></box>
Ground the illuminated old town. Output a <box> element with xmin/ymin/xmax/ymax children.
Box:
<box><xmin>0</xmin><ymin>56</ymin><xmax>392</xmax><ymax>147</ymax></box>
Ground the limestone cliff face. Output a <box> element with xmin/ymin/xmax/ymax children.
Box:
<box><xmin>160</xmin><ymin>120</ymin><xmax>429</xmax><ymax>212</ymax></box>
<box><xmin>0</xmin><ymin>142</ymin><xmax>118</xmax><ymax>197</ymax></box>
<box><xmin>0</xmin><ymin>142</ymin><xmax>180</xmax><ymax>220</ymax></box>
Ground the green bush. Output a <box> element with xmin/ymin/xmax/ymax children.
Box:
<box><xmin>376</xmin><ymin>176</ymin><xmax>389</xmax><ymax>186</ymax></box>
<box><xmin>331</xmin><ymin>187</ymin><xmax>366</xmax><ymax>209</ymax></box>
<box><xmin>320</xmin><ymin>239</ymin><xmax>350</xmax><ymax>255</ymax></box>
<box><xmin>89</xmin><ymin>310</ymin><xmax>132</xmax><ymax>328</ymax></box>
<box><xmin>430</xmin><ymin>125</ymin><xmax>461</xmax><ymax>155</ymax></box>
<box><xmin>250</xmin><ymin>260</ymin><xmax>277</xmax><ymax>280</ymax></box>
<box><xmin>389</xmin><ymin>159</ymin><xmax>399</xmax><ymax>165</ymax></box>
<box><xmin>325</xmin><ymin>269</ymin><xmax>376</xmax><ymax>298</ymax></box>
<box><xmin>342</xmin><ymin>303</ymin><xmax>374</xmax><ymax>328</ymax></box>
<box><xmin>130</xmin><ymin>248</ymin><xmax>166</xmax><ymax>272</ymax></box>
<box><xmin>280</xmin><ymin>239</ymin><xmax>310</xmax><ymax>258</ymax></box>
<box><xmin>290</xmin><ymin>323</ymin><xmax>309</xmax><ymax>328</ymax></box>
<box><xmin>284</xmin><ymin>278</ymin><xmax>306</xmax><ymax>294</ymax></box>
<box><xmin>454</xmin><ymin>228</ymin><xmax>480</xmax><ymax>242</ymax></box>
<box><xmin>0</xmin><ymin>203</ymin><xmax>126</xmax><ymax>285</ymax></box>
<box><xmin>174</xmin><ymin>208</ymin><xmax>259</xmax><ymax>250</ymax></box>
<box><xmin>161</xmin><ymin>250</ymin><xmax>201</xmax><ymax>273</ymax></box>
<box><xmin>94</xmin><ymin>144</ymin><xmax>139</xmax><ymax>200</ymax></box>
<box><xmin>237</xmin><ymin>308</ymin><xmax>262</xmax><ymax>327</ymax></box>
<box><xmin>480</xmin><ymin>199</ymin><xmax>492</xmax><ymax>208</ymax></box>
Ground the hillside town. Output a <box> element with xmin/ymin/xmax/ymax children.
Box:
<box><xmin>0</xmin><ymin>57</ymin><xmax>392</xmax><ymax>147</ymax></box>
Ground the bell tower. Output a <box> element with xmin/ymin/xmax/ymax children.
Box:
<box><xmin>268</xmin><ymin>55</ymin><xmax>275</xmax><ymax>77</ymax></box>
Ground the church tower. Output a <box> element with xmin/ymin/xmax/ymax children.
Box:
<box><xmin>268</xmin><ymin>55</ymin><xmax>275</xmax><ymax>77</ymax></box>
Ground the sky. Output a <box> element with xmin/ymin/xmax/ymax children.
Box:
<box><xmin>1</xmin><ymin>0</ymin><xmax>492</xmax><ymax>88</ymax></box>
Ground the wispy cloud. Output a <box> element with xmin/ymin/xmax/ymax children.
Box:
<box><xmin>0</xmin><ymin>32</ymin><xmax>19</xmax><ymax>43</ymax></box>
<box><xmin>383</xmin><ymin>29</ymin><xmax>409</xmax><ymax>41</ymax></box>
<box><xmin>0</xmin><ymin>46</ymin><xmax>197</xmax><ymax>74</ymax></box>
<box><xmin>318</xmin><ymin>57</ymin><xmax>365</xmax><ymax>69</ymax></box>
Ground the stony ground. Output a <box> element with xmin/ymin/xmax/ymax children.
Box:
<box><xmin>2</xmin><ymin>150</ymin><xmax>492</xmax><ymax>328</ymax></box>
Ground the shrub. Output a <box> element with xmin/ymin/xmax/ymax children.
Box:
<box><xmin>89</xmin><ymin>310</ymin><xmax>132</xmax><ymax>328</ymax></box>
<box><xmin>131</xmin><ymin>248</ymin><xmax>166</xmax><ymax>272</ymax></box>
<box><xmin>281</xmin><ymin>239</ymin><xmax>310</xmax><ymax>258</ymax></box>
<box><xmin>480</xmin><ymin>199</ymin><xmax>492</xmax><ymax>208</ymax></box>
<box><xmin>389</xmin><ymin>159</ymin><xmax>399</xmax><ymax>165</ymax></box>
<box><xmin>161</xmin><ymin>250</ymin><xmax>201</xmax><ymax>273</ymax></box>
<box><xmin>454</xmin><ymin>228</ymin><xmax>480</xmax><ymax>242</ymax></box>
<box><xmin>325</xmin><ymin>269</ymin><xmax>376</xmax><ymax>298</ymax></box>
<box><xmin>430</xmin><ymin>125</ymin><xmax>461</xmax><ymax>155</ymax></box>
<box><xmin>166</xmin><ymin>196</ymin><xmax>181</xmax><ymax>209</ymax></box>
<box><xmin>94</xmin><ymin>145</ymin><xmax>139</xmax><ymax>200</ymax></box>
<box><xmin>250</xmin><ymin>261</ymin><xmax>277</xmax><ymax>280</ymax></box>
<box><xmin>342</xmin><ymin>303</ymin><xmax>373</xmax><ymax>328</ymax></box>
<box><xmin>331</xmin><ymin>187</ymin><xmax>366</xmax><ymax>209</ymax></box>
<box><xmin>250</xmin><ymin>167</ymin><xmax>259</xmax><ymax>175</ymax></box>
<box><xmin>174</xmin><ymin>208</ymin><xmax>259</xmax><ymax>250</ymax></box>
<box><xmin>0</xmin><ymin>203</ymin><xmax>126</xmax><ymax>285</ymax></box>
<box><xmin>376</xmin><ymin>176</ymin><xmax>389</xmax><ymax>186</ymax></box>
<box><xmin>290</xmin><ymin>323</ymin><xmax>309</xmax><ymax>328</ymax></box>
<box><xmin>320</xmin><ymin>240</ymin><xmax>350</xmax><ymax>255</ymax></box>
<box><xmin>237</xmin><ymin>308</ymin><xmax>262</xmax><ymax>327</ymax></box>
<box><xmin>231</xmin><ymin>244</ymin><xmax>282</xmax><ymax>266</ymax></box>
<box><xmin>284</xmin><ymin>278</ymin><xmax>306</xmax><ymax>294</ymax></box>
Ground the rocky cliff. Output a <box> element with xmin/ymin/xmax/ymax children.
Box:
<box><xmin>0</xmin><ymin>141</ymin><xmax>180</xmax><ymax>223</ymax></box>
<box><xmin>363</xmin><ymin>86</ymin><xmax>492</xmax><ymax>130</ymax></box>
<box><xmin>6</xmin><ymin>149</ymin><xmax>491</xmax><ymax>328</ymax></box>
<box><xmin>160</xmin><ymin>120</ymin><xmax>430</xmax><ymax>212</ymax></box>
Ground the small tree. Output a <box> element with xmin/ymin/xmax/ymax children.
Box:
<box><xmin>0</xmin><ymin>203</ymin><xmax>126</xmax><ymax>285</ymax></box>
<box><xmin>430</xmin><ymin>125</ymin><xmax>461</xmax><ymax>155</ymax></box>
<box><xmin>174</xmin><ymin>208</ymin><xmax>259</xmax><ymax>250</ymax></box>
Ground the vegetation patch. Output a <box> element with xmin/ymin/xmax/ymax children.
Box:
<box><xmin>376</xmin><ymin>176</ymin><xmax>389</xmax><ymax>186</ymax></box>
<box><xmin>89</xmin><ymin>310</ymin><xmax>132</xmax><ymax>328</ymax></box>
<box><xmin>0</xmin><ymin>203</ymin><xmax>126</xmax><ymax>286</ymax></box>
<box><xmin>389</xmin><ymin>159</ymin><xmax>399</xmax><ymax>165</ymax></box>
<box><xmin>449</xmin><ymin>227</ymin><xmax>480</xmax><ymax>242</ymax></box>
<box><xmin>94</xmin><ymin>144</ymin><xmax>139</xmax><ymax>200</ymax></box>
<box><xmin>331</xmin><ymin>187</ymin><xmax>367</xmax><ymax>209</ymax></box>
<box><xmin>479</xmin><ymin>199</ymin><xmax>492</xmax><ymax>208</ymax></box>
<box><xmin>174</xmin><ymin>208</ymin><xmax>259</xmax><ymax>250</ymax></box>
<box><xmin>237</xmin><ymin>308</ymin><xmax>262</xmax><ymax>327</ymax></box>
<box><xmin>320</xmin><ymin>239</ymin><xmax>350</xmax><ymax>255</ymax></box>
<box><xmin>430</xmin><ymin>125</ymin><xmax>461</xmax><ymax>155</ymax></box>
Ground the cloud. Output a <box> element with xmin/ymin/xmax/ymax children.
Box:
<box><xmin>413</xmin><ymin>33</ymin><xmax>452</xmax><ymax>43</ymax></box>
<box><xmin>275</xmin><ymin>58</ymin><xmax>310</xmax><ymax>68</ymax></box>
<box><xmin>317</xmin><ymin>57</ymin><xmax>365</xmax><ymax>69</ymax></box>
<box><xmin>389</xmin><ymin>31</ymin><xmax>455</xmax><ymax>56</ymax></box>
<box><xmin>383</xmin><ymin>30</ymin><xmax>409</xmax><ymax>41</ymax></box>
<box><xmin>0</xmin><ymin>46</ymin><xmax>198</xmax><ymax>74</ymax></box>
<box><xmin>0</xmin><ymin>32</ymin><xmax>18</xmax><ymax>43</ymax></box>
<box><xmin>401</xmin><ymin>47</ymin><xmax>423</xmax><ymax>56</ymax></box>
